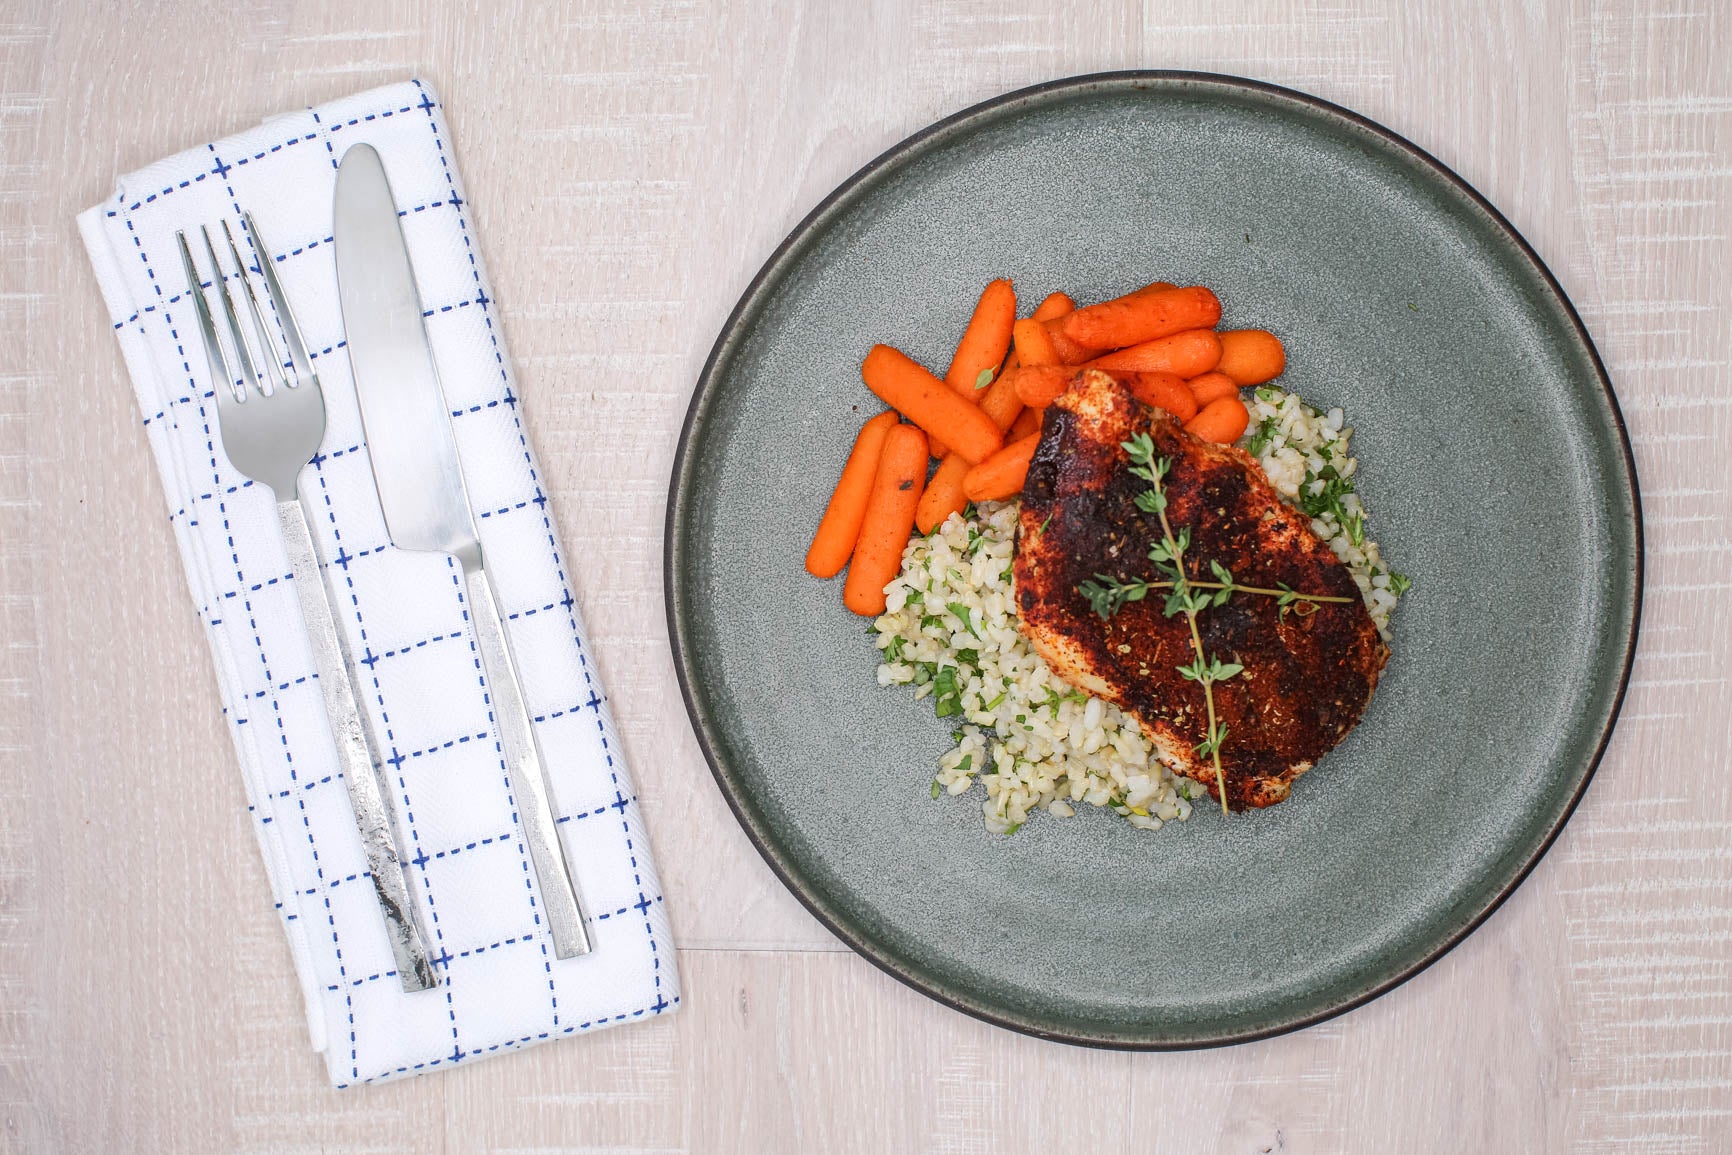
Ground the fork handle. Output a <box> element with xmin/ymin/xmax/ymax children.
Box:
<box><xmin>464</xmin><ymin>566</ymin><xmax>592</xmax><ymax>959</ymax></box>
<box><xmin>278</xmin><ymin>498</ymin><xmax>437</xmax><ymax>992</ymax></box>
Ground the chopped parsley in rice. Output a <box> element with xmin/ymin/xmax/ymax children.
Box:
<box><xmin>872</xmin><ymin>385</ymin><xmax>1405</xmax><ymax>834</ymax></box>
<box><xmin>874</xmin><ymin>501</ymin><xmax>1201</xmax><ymax>835</ymax></box>
<box><xmin>1244</xmin><ymin>386</ymin><xmax>1408</xmax><ymax>639</ymax></box>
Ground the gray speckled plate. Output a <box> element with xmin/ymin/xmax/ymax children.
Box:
<box><xmin>665</xmin><ymin>72</ymin><xmax>1641</xmax><ymax>1048</ymax></box>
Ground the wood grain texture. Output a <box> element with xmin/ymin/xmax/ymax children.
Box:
<box><xmin>3</xmin><ymin>0</ymin><xmax>1728</xmax><ymax>1150</ymax></box>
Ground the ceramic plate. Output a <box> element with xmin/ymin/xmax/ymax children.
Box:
<box><xmin>665</xmin><ymin>72</ymin><xmax>1641</xmax><ymax>1047</ymax></box>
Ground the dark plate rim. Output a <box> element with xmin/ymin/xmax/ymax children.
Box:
<box><xmin>663</xmin><ymin>69</ymin><xmax>1644</xmax><ymax>1050</ymax></box>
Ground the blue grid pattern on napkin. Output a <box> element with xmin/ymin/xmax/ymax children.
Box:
<box><xmin>79</xmin><ymin>80</ymin><xmax>678</xmax><ymax>1085</ymax></box>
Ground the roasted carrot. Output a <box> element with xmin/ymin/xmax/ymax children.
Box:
<box><xmin>918</xmin><ymin>280</ymin><xmax>1001</xmax><ymax>460</ymax></box>
<box><xmin>843</xmin><ymin>424</ymin><xmax>929</xmax><ymax>615</ymax></box>
<box><xmin>945</xmin><ymin>278</ymin><xmax>1017</xmax><ymax>398</ymax></box>
<box><xmin>1060</xmin><ymin>285</ymin><xmax>1222</xmax><ymax>351</ymax></box>
<box><xmin>1044</xmin><ymin>321</ymin><xmax>1098</xmax><ymax>365</ymax></box>
<box><xmin>804</xmin><ymin>410</ymin><xmax>902</xmax><ymax>578</ymax></box>
<box><xmin>1215</xmin><ymin>329</ymin><xmax>1286</xmax><ymax>385</ymax></box>
<box><xmin>1128</xmin><ymin>371</ymin><xmax>1199</xmax><ymax>422</ymax></box>
<box><xmin>1010</xmin><ymin>364</ymin><xmax>1074</xmax><ymax>408</ymax></box>
<box><xmin>861</xmin><ymin>344</ymin><xmax>1004</xmax><ymax>464</ymax></box>
<box><xmin>977</xmin><ymin>367</ymin><xmax>1026</xmax><ymax>430</ymax></box>
<box><xmin>916</xmin><ymin>370</ymin><xmax>1028</xmax><ymax>532</ymax></box>
<box><xmin>1086</xmin><ymin>329</ymin><xmax>1221</xmax><ymax>377</ymax></box>
<box><xmin>914</xmin><ymin>454</ymin><xmax>970</xmax><ymax>534</ymax></box>
<box><xmin>1008</xmin><ymin>406</ymin><xmax>1043</xmax><ymax>441</ymax></box>
<box><xmin>929</xmin><ymin>282</ymin><xmax>1013</xmax><ymax>458</ymax></box>
<box><xmin>962</xmin><ymin>433</ymin><xmax>1041</xmax><ymax>502</ymax></box>
<box><xmin>1029</xmin><ymin>291</ymin><xmax>1076</xmax><ymax>322</ymax></box>
<box><xmin>1012</xmin><ymin>317</ymin><xmax>1062</xmax><ymax>367</ymax></box>
<box><xmin>1185</xmin><ymin>370</ymin><xmax>1240</xmax><ymax>408</ymax></box>
<box><xmin>965</xmin><ymin>293</ymin><xmax>1065</xmax><ymax>452</ymax></box>
<box><xmin>1128</xmin><ymin>280</ymin><xmax>1177</xmax><ymax>297</ymax></box>
<box><xmin>1186</xmin><ymin>396</ymin><xmax>1251</xmax><ymax>444</ymax></box>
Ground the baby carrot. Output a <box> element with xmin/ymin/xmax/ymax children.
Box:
<box><xmin>977</xmin><ymin>366</ymin><xmax>1026</xmax><ymax>430</ymax></box>
<box><xmin>844</xmin><ymin>424</ymin><xmax>930</xmax><ymax>615</ymax></box>
<box><xmin>1086</xmin><ymin>329</ymin><xmax>1221</xmax><ymax>377</ymax></box>
<box><xmin>1186</xmin><ymin>370</ymin><xmax>1240</xmax><ymax>408</ymax></box>
<box><xmin>915</xmin><ymin>454</ymin><xmax>971</xmax><ymax>534</ymax></box>
<box><xmin>1012</xmin><ymin>317</ymin><xmax>1062</xmax><ymax>367</ymax></box>
<box><xmin>1010</xmin><ymin>365</ymin><xmax>1074</xmax><ymax>408</ymax></box>
<box><xmin>962</xmin><ymin>314</ymin><xmax>1048</xmax><ymax>459</ymax></box>
<box><xmin>1060</xmin><ymin>285</ymin><xmax>1222</xmax><ymax>351</ymax></box>
<box><xmin>916</xmin><ymin>370</ymin><xmax>1027</xmax><ymax>533</ymax></box>
<box><xmin>1215</xmin><ymin>329</ymin><xmax>1287</xmax><ymax>385</ymax></box>
<box><xmin>1186</xmin><ymin>396</ymin><xmax>1251</xmax><ymax>444</ymax></box>
<box><xmin>930</xmin><ymin>279</ymin><xmax>1017</xmax><ymax>457</ymax></box>
<box><xmin>931</xmin><ymin>281</ymin><xmax>1013</xmax><ymax>459</ymax></box>
<box><xmin>945</xmin><ymin>279</ymin><xmax>1017</xmax><ymax>398</ymax></box>
<box><xmin>861</xmin><ymin>344</ymin><xmax>1004</xmax><ymax>464</ymax></box>
<box><xmin>805</xmin><ymin>410</ymin><xmax>903</xmax><ymax>578</ymax></box>
<box><xmin>986</xmin><ymin>293</ymin><xmax>1069</xmax><ymax>393</ymax></box>
<box><xmin>1043</xmin><ymin>321</ymin><xmax>1097</xmax><ymax>365</ymax></box>
<box><xmin>962</xmin><ymin>433</ymin><xmax>1041</xmax><ymax>502</ymax></box>
<box><xmin>1129</xmin><ymin>371</ymin><xmax>1198</xmax><ymax>422</ymax></box>
<box><xmin>1029</xmin><ymin>291</ymin><xmax>1076</xmax><ymax>322</ymax></box>
<box><xmin>1008</xmin><ymin>406</ymin><xmax>1043</xmax><ymax>441</ymax></box>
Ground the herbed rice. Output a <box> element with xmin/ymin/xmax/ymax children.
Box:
<box><xmin>872</xmin><ymin>385</ymin><xmax>1406</xmax><ymax>834</ymax></box>
<box><xmin>1242</xmin><ymin>386</ymin><xmax>1407</xmax><ymax>639</ymax></box>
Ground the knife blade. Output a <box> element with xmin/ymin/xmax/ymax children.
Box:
<box><xmin>333</xmin><ymin>143</ymin><xmax>592</xmax><ymax>960</ymax></box>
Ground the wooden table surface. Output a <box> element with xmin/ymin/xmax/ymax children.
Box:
<box><xmin>3</xmin><ymin>2</ymin><xmax>1727</xmax><ymax>1151</ymax></box>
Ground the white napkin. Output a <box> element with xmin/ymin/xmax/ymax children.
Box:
<box><xmin>77</xmin><ymin>79</ymin><xmax>679</xmax><ymax>1086</ymax></box>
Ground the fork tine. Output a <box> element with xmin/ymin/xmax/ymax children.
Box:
<box><xmin>201</xmin><ymin>225</ymin><xmax>262</xmax><ymax>398</ymax></box>
<box><xmin>177</xmin><ymin>231</ymin><xmax>241</xmax><ymax>403</ymax></box>
<box><xmin>223</xmin><ymin>220</ymin><xmax>289</xmax><ymax>394</ymax></box>
<box><xmin>243</xmin><ymin>211</ymin><xmax>320</xmax><ymax>392</ymax></box>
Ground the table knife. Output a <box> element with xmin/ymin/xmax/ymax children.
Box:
<box><xmin>332</xmin><ymin>143</ymin><xmax>592</xmax><ymax>959</ymax></box>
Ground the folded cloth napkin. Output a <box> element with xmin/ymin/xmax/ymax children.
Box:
<box><xmin>78</xmin><ymin>79</ymin><xmax>678</xmax><ymax>1085</ymax></box>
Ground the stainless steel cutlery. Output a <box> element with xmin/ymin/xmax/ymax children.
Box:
<box><xmin>333</xmin><ymin>144</ymin><xmax>592</xmax><ymax>959</ymax></box>
<box><xmin>180</xmin><ymin>151</ymin><xmax>593</xmax><ymax>972</ymax></box>
<box><xmin>178</xmin><ymin>216</ymin><xmax>437</xmax><ymax>992</ymax></box>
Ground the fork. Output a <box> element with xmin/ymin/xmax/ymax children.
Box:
<box><xmin>177</xmin><ymin>216</ymin><xmax>436</xmax><ymax>993</ymax></box>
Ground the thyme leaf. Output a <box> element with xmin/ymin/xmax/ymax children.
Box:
<box><xmin>1077</xmin><ymin>574</ymin><xmax>1149</xmax><ymax>619</ymax></box>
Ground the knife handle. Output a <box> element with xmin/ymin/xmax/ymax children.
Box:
<box><xmin>464</xmin><ymin>566</ymin><xmax>593</xmax><ymax>959</ymax></box>
<box><xmin>278</xmin><ymin>498</ymin><xmax>438</xmax><ymax>992</ymax></box>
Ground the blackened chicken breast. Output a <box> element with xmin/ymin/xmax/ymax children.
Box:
<box><xmin>1014</xmin><ymin>371</ymin><xmax>1388</xmax><ymax>809</ymax></box>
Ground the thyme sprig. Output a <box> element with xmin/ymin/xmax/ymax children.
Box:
<box><xmin>1125</xmin><ymin>434</ymin><xmax>1235</xmax><ymax>815</ymax></box>
<box><xmin>1077</xmin><ymin>432</ymin><xmax>1351</xmax><ymax>817</ymax></box>
<box><xmin>1076</xmin><ymin>573</ymin><xmax>1353</xmax><ymax>620</ymax></box>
